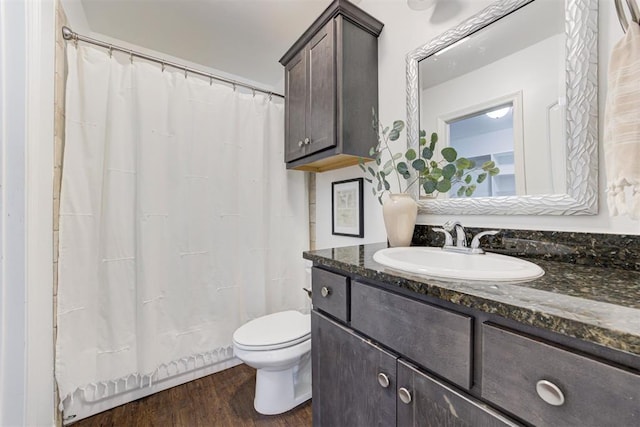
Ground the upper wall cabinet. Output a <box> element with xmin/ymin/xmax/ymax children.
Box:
<box><xmin>279</xmin><ymin>0</ymin><xmax>383</xmax><ymax>172</ymax></box>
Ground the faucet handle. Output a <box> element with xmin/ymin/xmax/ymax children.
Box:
<box><xmin>470</xmin><ymin>230</ymin><xmax>500</xmax><ymax>250</ymax></box>
<box><xmin>433</xmin><ymin>228</ymin><xmax>454</xmax><ymax>246</ymax></box>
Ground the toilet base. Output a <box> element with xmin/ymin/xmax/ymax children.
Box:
<box><xmin>253</xmin><ymin>352</ymin><xmax>311</xmax><ymax>415</ymax></box>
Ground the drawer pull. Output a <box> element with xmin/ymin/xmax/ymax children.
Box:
<box><xmin>398</xmin><ymin>387</ymin><xmax>412</xmax><ymax>404</ymax></box>
<box><xmin>536</xmin><ymin>380</ymin><xmax>565</xmax><ymax>406</ymax></box>
<box><xmin>321</xmin><ymin>286</ymin><xmax>331</xmax><ymax>297</ymax></box>
<box><xmin>304</xmin><ymin>137</ymin><xmax>311</xmax><ymax>145</ymax></box>
<box><xmin>298</xmin><ymin>140</ymin><xmax>304</xmax><ymax>148</ymax></box>
<box><xmin>377</xmin><ymin>373</ymin><xmax>390</xmax><ymax>388</ymax></box>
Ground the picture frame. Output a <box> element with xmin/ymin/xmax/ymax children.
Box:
<box><xmin>332</xmin><ymin>178</ymin><xmax>364</xmax><ymax>238</ymax></box>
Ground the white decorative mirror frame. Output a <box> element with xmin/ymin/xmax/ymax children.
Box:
<box><xmin>406</xmin><ymin>0</ymin><xmax>598</xmax><ymax>215</ymax></box>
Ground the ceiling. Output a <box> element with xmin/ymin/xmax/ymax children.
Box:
<box><xmin>79</xmin><ymin>0</ymin><xmax>338</xmax><ymax>89</ymax></box>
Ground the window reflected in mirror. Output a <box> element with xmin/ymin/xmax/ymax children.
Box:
<box><xmin>447</xmin><ymin>102</ymin><xmax>517</xmax><ymax>198</ymax></box>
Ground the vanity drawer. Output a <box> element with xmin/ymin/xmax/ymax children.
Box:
<box><xmin>312</xmin><ymin>267</ymin><xmax>349</xmax><ymax>322</ymax></box>
<box><xmin>482</xmin><ymin>323</ymin><xmax>640</xmax><ymax>427</ymax></box>
<box><xmin>351</xmin><ymin>281</ymin><xmax>473</xmax><ymax>389</ymax></box>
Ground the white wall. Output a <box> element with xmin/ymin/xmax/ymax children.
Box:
<box><xmin>316</xmin><ymin>0</ymin><xmax>639</xmax><ymax>250</ymax></box>
<box><xmin>0</xmin><ymin>0</ymin><xmax>55</xmax><ymax>425</ymax></box>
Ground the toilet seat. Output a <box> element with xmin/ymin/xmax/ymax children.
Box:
<box><xmin>233</xmin><ymin>310</ymin><xmax>310</xmax><ymax>351</ymax></box>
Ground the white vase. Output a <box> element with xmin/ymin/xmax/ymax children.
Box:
<box><xmin>382</xmin><ymin>193</ymin><xmax>418</xmax><ymax>247</ymax></box>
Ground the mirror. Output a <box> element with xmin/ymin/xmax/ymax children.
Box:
<box><xmin>406</xmin><ymin>0</ymin><xmax>598</xmax><ymax>215</ymax></box>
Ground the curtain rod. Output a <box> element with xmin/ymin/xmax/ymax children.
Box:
<box><xmin>61</xmin><ymin>26</ymin><xmax>284</xmax><ymax>99</ymax></box>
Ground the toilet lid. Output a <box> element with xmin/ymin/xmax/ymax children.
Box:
<box><xmin>233</xmin><ymin>310</ymin><xmax>310</xmax><ymax>351</ymax></box>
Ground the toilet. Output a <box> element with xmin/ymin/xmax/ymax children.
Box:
<box><xmin>232</xmin><ymin>310</ymin><xmax>312</xmax><ymax>415</ymax></box>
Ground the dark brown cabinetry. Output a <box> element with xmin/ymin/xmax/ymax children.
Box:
<box><xmin>310</xmin><ymin>265</ymin><xmax>640</xmax><ymax>426</ymax></box>
<box><xmin>279</xmin><ymin>0</ymin><xmax>383</xmax><ymax>172</ymax></box>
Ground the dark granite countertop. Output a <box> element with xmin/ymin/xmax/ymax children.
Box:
<box><xmin>304</xmin><ymin>242</ymin><xmax>640</xmax><ymax>357</ymax></box>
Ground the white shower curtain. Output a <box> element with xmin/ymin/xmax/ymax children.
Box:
<box><xmin>55</xmin><ymin>45</ymin><xmax>309</xmax><ymax>407</ymax></box>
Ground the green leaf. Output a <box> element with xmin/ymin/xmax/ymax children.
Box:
<box><xmin>397</xmin><ymin>162</ymin><xmax>409</xmax><ymax>175</ymax></box>
<box><xmin>442</xmin><ymin>164</ymin><xmax>456</xmax><ymax>179</ymax></box>
<box><xmin>489</xmin><ymin>167</ymin><xmax>500</xmax><ymax>176</ymax></box>
<box><xmin>393</xmin><ymin>153</ymin><xmax>402</xmax><ymax>161</ymax></box>
<box><xmin>464</xmin><ymin>174</ymin><xmax>472</xmax><ymax>184</ymax></box>
<box><xmin>477</xmin><ymin>173</ymin><xmax>487</xmax><ymax>183</ymax></box>
<box><xmin>383</xmin><ymin>166</ymin><xmax>393</xmax><ymax>176</ymax></box>
<box><xmin>482</xmin><ymin>161</ymin><xmax>496</xmax><ymax>171</ymax></box>
<box><xmin>423</xmin><ymin>180</ymin><xmax>437</xmax><ymax>194</ymax></box>
<box><xmin>392</xmin><ymin>120</ymin><xmax>405</xmax><ymax>132</ymax></box>
<box><xmin>456</xmin><ymin>169</ymin><xmax>464</xmax><ymax>179</ymax></box>
<box><xmin>380</xmin><ymin>171</ymin><xmax>386</xmax><ymax>178</ymax></box>
<box><xmin>389</xmin><ymin>129</ymin><xmax>400</xmax><ymax>141</ymax></box>
<box><xmin>364</xmin><ymin>177</ymin><xmax>372</xmax><ymax>183</ymax></box>
<box><xmin>422</xmin><ymin>147</ymin><xmax>433</xmax><ymax>160</ymax></box>
<box><xmin>419</xmin><ymin>137</ymin><xmax>427</xmax><ymax>146</ymax></box>
<box><xmin>457</xmin><ymin>186</ymin><xmax>466</xmax><ymax>197</ymax></box>
<box><xmin>468</xmin><ymin>159</ymin><xmax>476</xmax><ymax>168</ymax></box>
<box><xmin>412</xmin><ymin>159</ymin><xmax>426</xmax><ymax>172</ymax></box>
<box><xmin>441</xmin><ymin>147</ymin><xmax>457</xmax><ymax>162</ymax></box>
<box><xmin>376</xmin><ymin>157</ymin><xmax>381</xmax><ymax>166</ymax></box>
<box><xmin>465</xmin><ymin>184</ymin><xmax>477</xmax><ymax>197</ymax></box>
<box><xmin>367</xmin><ymin>166</ymin><xmax>375</xmax><ymax>176</ymax></box>
<box><xmin>384</xmin><ymin>180</ymin><xmax>390</xmax><ymax>191</ymax></box>
<box><xmin>369</xmin><ymin>147</ymin><xmax>376</xmax><ymax>156</ymax></box>
<box><xmin>429</xmin><ymin>133</ymin><xmax>438</xmax><ymax>151</ymax></box>
<box><xmin>382</xmin><ymin>126</ymin><xmax>389</xmax><ymax>135</ymax></box>
<box><xmin>430</xmin><ymin>160</ymin><xmax>438</xmax><ymax>168</ymax></box>
<box><xmin>372</xmin><ymin>187</ymin><xmax>376</xmax><ymax>196</ymax></box>
<box><xmin>436</xmin><ymin>179</ymin><xmax>452</xmax><ymax>193</ymax></box>
<box><xmin>456</xmin><ymin>157</ymin><xmax>472</xmax><ymax>169</ymax></box>
<box><xmin>377</xmin><ymin>181</ymin><xmax>382</xmax><ymax>191</ymax></box>
<box><xmin>419</xmin><ymin>129</ymin><xmax>427</xmax><ymax>138</ymax></box>
<box><xmin>405</xmin><ymin>148</ymin><xmax>417</xmax><ymax>161</ymax></box>
<box><xmin>358</xmin><ymin>162</ymin><xmax>366</xmax><ymax>172</ymax></box>
<box><xmin>378</xmin><ymin>195</ymin><xmax>383</xmax><ymax>205</ymax></box>
<box><xmin>383</xmin><ymin>159</ymin><xmax>393</xmax><ymax>170</ymax></box>
<box><xmin>430</xmin><ymin>167</ymin><xmax>443</xmax><ymax>180</ymax></box>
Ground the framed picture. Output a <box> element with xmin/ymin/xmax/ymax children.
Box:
<box><xmin>332</xmin><ymin>178</ymin><xmax>364</xmax><ymax>237</ymax></box>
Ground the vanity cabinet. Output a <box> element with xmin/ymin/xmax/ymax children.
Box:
<box><xmin>279</xmin><ymin>0</ymin><xmax>383</xmax><ymax>172</ymax></box>
<box><xmin>482</xmin><ymin>323</ymin><xmax>640</xmax><ymax>426</ymax></box>
<box><xmin>310</xmin><ymin>265</ymin><xmax>640</xmax><ymax>426</ymax></box>
<box><xmin>312</xmin><ymin>312</ymin><xmax>516</xmax><ymax>427</ymax></box>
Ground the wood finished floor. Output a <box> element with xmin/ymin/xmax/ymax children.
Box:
<box><xmin>72</xmin><ymin>364</ymin><xmax>312</xmax><ymax>427</ymax></box>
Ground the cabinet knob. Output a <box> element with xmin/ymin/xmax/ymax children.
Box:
<box><xmin>321</xmin><ymin>286</ymin><xmax>331</xmax><ymax>297</ymax></box>
<box><xmin>398</xmin><ymin>387</ymin><xmax>412</xmax><ymax>404</ymax></box>
<box><xmin>304</xmin><ymin>137</ymin><xmax>311</xmax><ymax>145</ymax></box>
<box><xmin>298</xmin><ymin>140</ymin><xmax>304</xmax><ymax>148</ymax></box>
<box><xmin>377</xmin><ymin>373</ymin><xmax>390</xmax><ymax>388</ymax></box>
<box><xmin>536</xmin><ymin>380</ymin><xmax>565</xmax><ymax>406</ymax></box>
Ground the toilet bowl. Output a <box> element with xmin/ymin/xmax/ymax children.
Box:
<box><xmin>232</xmin><ymin>310</ymin><xmax>311</xmax><ymax>415</ymax></box>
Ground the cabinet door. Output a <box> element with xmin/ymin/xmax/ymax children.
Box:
<box><xmin>307</xmin><ymin>19</ymin><xmax>336</xmax><ymax>155</ymax></box>
<box><xmin>397</xmin><ymin>360</ymin><xmax>521</xmax><ymax>427</ymax></box>
<box><xmin>284</xmin><ymin>49</ymin><xmax>307</xmax><ymax>162</ymax></box>
<box><xmin>312</xmin><ymin>311</ymin><xmax>396</xmax><ymax>427</ymax></box>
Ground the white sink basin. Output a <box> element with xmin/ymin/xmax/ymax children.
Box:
<box><xmin>373</xmin><ymin>247</ymin><xmax>544</xmax><ymax>282</ymax></box>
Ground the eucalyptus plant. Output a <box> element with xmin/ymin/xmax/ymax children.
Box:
<box><xmin>359</xmin><ymin>111</ymin><xmax>500</xmax><ymax>205</ymax></box>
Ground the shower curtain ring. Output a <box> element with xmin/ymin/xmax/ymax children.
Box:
<box><xmin>210</xmin><ymin>76</ymin><xmax>213</xmax><ymax>86</ymax></box>
<box><xmin>268</xmin><ymin>92</ymin><xmax>273</xmax><ymax>101</ymax></box>
<box><xmin>108</xmin><ymin>45</ymin><xmax>113</xmax><ymax>58</ymax></box>
<box><xmin>252</xmin><ymin>89</ymin><xmax>256</xmax><ymax>98</ymax></box>
<box><xmin>73</xmin><ymin>34</ymin><xmax>78</xmax><ymax>48</ymax></box>
<box><xmin>161</xmin><ymin>62</ymin><xmax>165</xmax><ymax>72</ymax></box>
<box><xmin>232</xmin><ymin>83</ymin><xmax>236</xmax><ymax>92</ymax></box>
<box><xmin>129</xmin><ymin>50</ymin><xmax>133</xmax><ymax>64</ymax></box>
<box><xmin>184</xmin><ymin>68</ymin><xmax>188</xmax><ymax>79</ymax></box>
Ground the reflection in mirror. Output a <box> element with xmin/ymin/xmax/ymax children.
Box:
<box><xmin>406</xmin><ymin>0</ymin><xmax>598</xmax><ymax>215</ymax></box>
<box><xmin>447</xmin><ymin>102</ymin><xmax>518</xmax><ymax>198</ymax></box>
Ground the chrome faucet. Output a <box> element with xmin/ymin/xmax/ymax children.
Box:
<box><xmin>443</xmin><ymin>220</ymin><xmax>467</xmax><ymax>248</ymax></box>
<box><xmin>433</xmin><ymin>221</ymin><xmax>500</xmax><ymax>254</ymax></box>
